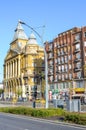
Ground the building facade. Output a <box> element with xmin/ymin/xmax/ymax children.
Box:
<box><xmin>3</xmin><ymin>21</ymin><xmax>44</xmax><ymax>100</ymax></box>
<box><xmin>45</xmin><ymin>27</ymin><xmax>86</xmax><ymax>100</ymax></box>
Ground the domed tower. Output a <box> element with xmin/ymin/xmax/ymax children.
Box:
<box><xmin>3</xmin><ymin>21</ymin><xmax>28</xmax><ymax>100</ymax></box>
<box><xmin>3</xmin><ymin>21</ymin><xmax>44</xmax><ymax>101</ymax></box>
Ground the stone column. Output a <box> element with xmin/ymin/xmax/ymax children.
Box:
<box><xmin>15</xmin><ymin>59</ymin><xmax>17</xmax><ymax>77</ymax></box>
<box><xmin>8</xmin><ymin>63</ymin><xmax>9</xmax><ymax>78</ymax></box>
<box><xmin>7</xmin><ymin>63</ymin><xmax>8</xmax><ymax>79</ymax></box>
<box><xmin>13</xmin><ymin>60</ymin><xmax>14</xmax><ymax>77</ymax></box>
<box><xmin>10</xmin><ymin>62</ymin><xmax>12</xmax><ymax>78</ymax></box>
<box><xmin>18</xmin><ymin>56</ymin><xmax>20</xmax><ymax>76</ymax></box>
<box><xmin>6</xmin><ymin>63</ymin><xmax>7</xmax><ymax>79</ymax></box>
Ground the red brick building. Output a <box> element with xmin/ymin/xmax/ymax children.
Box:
<box><xmin>45</xmin><ymin>27</ymin><xmax>86</xmax><ymax>99</ymax></box>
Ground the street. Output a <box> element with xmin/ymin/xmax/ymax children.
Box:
<box><xmin>0</xmin><ymin>112</ymin><xmax>86</xmax><ymax>130</ymax></box>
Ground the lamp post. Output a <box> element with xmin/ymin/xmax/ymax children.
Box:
<box><xmin>19</xmin><ymin>21</ymin><xmax>48</xmax><ymax>108</ymax></box>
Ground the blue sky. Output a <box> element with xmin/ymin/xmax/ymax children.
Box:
<box><xmin>0</xmin><ymin>0</ymin><xmax>86</xmax><ymax>82</ymax></box>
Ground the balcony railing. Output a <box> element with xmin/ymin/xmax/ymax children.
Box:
<box><xmin>47</xmin><ymin>47</ymin><xmax>52</xmax><ymax>52</ymax></box>
<box><xmin>48</xmin><ymin>71</ymin><xmax>53</xmax><ymax>76</ymax></box>
<box><xmin>48</xmin><ymin>64</ymin><xmax>53</xmax><ymax>68</ymax></box>
<box><xmin>48</xmin><ymin>56</ymin><xmax>54</xmax><ymax>59</ymax></box>
<box><xmin>73</xmin><ymin>40</ymin><xmax>80</xmax><ymax>45</ymax></box>
<box><xmin>74</xmin><ymin>67</ymin><xmax>82</xmax><ymax>72</ymax></box>
<box><xmin>74</xmin><ymin>49</ymin><xmax>80</xmax><ymax>53</ymax></box>
<box><xmin>74</xmin><ymin>58</ymin><xmax>81</xmax><ymax>62</ymax></box>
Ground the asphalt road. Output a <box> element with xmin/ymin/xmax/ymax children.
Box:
<box><xmin>0</xmin><ymin>112</ymin><xmax>86</xmax><ymax>130</ymax></box>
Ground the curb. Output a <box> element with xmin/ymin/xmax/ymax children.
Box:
<box><xmin>30</xmin><ymin>117</ymin><xmax>86</xmax><ymax>129</ymax></box>
<box><xmin>0</xmin><ymin>112</ymin><xmax>86</xmax><ymax>129</ymax></box>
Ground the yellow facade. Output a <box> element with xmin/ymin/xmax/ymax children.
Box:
<box><xmin>3</xmin><ymin>21</ymin><xmax>44</xmax><ymax>100</ymax></box>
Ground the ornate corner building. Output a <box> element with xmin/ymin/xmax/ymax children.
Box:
<box><xmin>45</xmin><ymin>27</ymin><xmax>86</xmax><ymax>99</ymax></box>
<box><xmin>3</xmin><ymin>21</ymin><xmax>44</xmax><ymax>100</ymax></box>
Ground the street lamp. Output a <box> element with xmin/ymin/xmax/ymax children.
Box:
<box><xmin>19</xmin><ymin>21</ymin><xmax>49</xmax><ymax>108</ymax></box>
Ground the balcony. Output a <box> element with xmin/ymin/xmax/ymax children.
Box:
<box><xmin>63</xmin><ymin>44</ymin><xmax>67</xmax><ymax>47</ymax></box>
<box><xmin>56</xmin><ymin>70</ymin><xmax>61</xmax><ymax>74</ymax></box>
<box><xmin>48</xmin><ymin>55</ymin><xmax>53</xmax><ymax>60</ymax></box>
<box><xmin>58</xmin><ymin>77</ymin><xmax>62</xmax><ymax>81</ymax></box>
<box><xmin>65</xmin><ymin>77</ymin><xmax>69</xmax><ymax>80</ymax></box>
<box><xmin>74</xmin><ymin>58</ymin><xmax>81</xmax><ymax>62</ymax></box>
<box><xmin>58</xmin><ymin>62</ymin><xmax>61</xmax><ymax>65</ymax></box>
<box><xmin>64</xmin><ymin>52</ymin><xmax>68</xmax><ymax>55</ymax></box>
<box><xmin>74</xmin><ymin>76</ymin><xmax>82</xmax><ymax>79</ymax></box>
<box><xmin>57</xmin><ymin>45</ymin><xmax>60</xmax><ymax>48</ymax></box>
<box><xmin>54</xmin><ymin>79</ymin><xmax>58</xmax><ymax>82</ymax></box>
<box><xmin>48</xmin><ymin>71</ymin><xmax>53</xmax><ymax>76</ymax></box>
<box><xmin>57</xmin><ymin>54</ymin><xmax>61</xmax><ymax>57</ymax></box>
<box><xmin>48</xmin><ymin>64</ymin><xmax>53</xmax><ymax>68</ymax></box>
<box><xmin>73</xmin><ymin>40</ymin><xmax>80</xmax><ymax>45</ymax></box>
<box><xmin>47</xmin><ymin>47</ymin><xmax>52</xmax><ymax>52</ymax></box>
<box><xmin>48</xmin><ymin>78</ymin><xmax>53</xmax><ymax>83</ymax></box>
<box><xmin>74</xmin><ymin>67</ymin><xmax>82</xmax><ymax>72</ymax></box>
<box><xmin>74</xmin><ymin>48</ymin><xmax>80</xmax><ymax>53</ymax></box>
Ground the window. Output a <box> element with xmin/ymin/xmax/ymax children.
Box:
<box><xmin>49</xmin><ymin>44</ymin><xmax>52</xmax><ymax>50</ymax></box>
<box><xmin>62</xmin><ymin>65</ymin><xmax>64</xmax><ymax>72</ymax></box>
<box><xmin>69</xmin><ymin>55</ymin><xmax>72</xmax><ymax>60</ymax></box>
<box><xmin>49</xmin><ymin>60</ymin><xmax>53</xmax><ymax>66</ymax></box>
<box><xmin>75</xmin><ymin>44</ymin><xmax>80</xmax><ymax>50</ymax></box>
<box><xmin>58</xmin><ymin>58</ymin><xmax>60</xmax><ymax>64</ymax></box>
<box><xmin>62</xmin><ymin>74</ymin><xmax>64</xmax><ymax>81</ymax></box>
<box><xmin>69</xmin><ymin>73</ymin><xmax>72</xmax><ymax>79</ymax></box>
<box><xmin>54</xmin><ymin>42</ymin><xmax>57</xmax><ymax>47</ymax></box>
<box><xmin>50</xmin><ymin>85</ymin><xmax>54</xmax><ymax>90</ymax></box>
<box><xmin>55</xmin><ymin>59</ymin><xmax>57</xmax><ymax>63</ymax></box>
<box><xmin>34</xmin><ymin>63</ymin><xmax>36</xmax><ymax>67</ymax></box>
<box><xmin>49</xmin><ymin>53</ymin><xmax>53</xmax><ymax>58</ymax></box>
<box><xmin>76</xmin><ymin>53</ymin><xmax>80</xmax><ymax>58</ymax></box>
<box><xmin>84</xmin><ymin>41</ymin><xmax>86</xmax><ymax>46</ymax></box>
<box><xmin>58</xmin><ymin>66</ymin><xmax>61</xmax><ymax>71</ymax></box>
<box><xmin>84</xmin><ymin>32</ymin><xmax>86</xmax><ymax>37</ymax></box>
<box><xmin>75</xmin><ymin>34</ymin><xmax>80</xmax><ymax>41</ymax></box>
<box><xmin>58</xmin><ymin>50</ymin><xmax>60</xmax><ymax>55</ymax></box>
<box><xmin>65</xmin><ymin>56</ymin><xmax>68</xmax><ymax>63</ymax></box>
<box><xmin>65</xmin><ymin>64</ymin><xmax>68</xmax><ymax>71</ymax></box>
<box><xmin>32</xmin><ymin>62</ymin><xmax>34</xmax><ymax>67</ymax></box>
<box><xmin>32</xmin><ymin>78</ymin><xmax>34</xmax><ymax>82</ymax></box>
<box><xmin>77</xmin><ymin>72</ymin><xmax>81</xmax><ymax>78</ymax></box>
<box><xmin>58</xmin><ymin>75</ymin><xmax>61</xmax><ymax>80</ymax></box>
<box><xmin>50</xmin><ymin>76</ymin><xmax>53</xmax><ymax>81</ymax></box>
<box><xmin>61</xmin><ymin>57</ymin><xmax>64</xmax><ymax>63</ymax></box>
<box><xmin>65</xmin><ymin>74</ymin><xmax>68</xmax><ymax>79</ymax></box>
<box><xmin>69</xmin><ymin>64</ymin><xmax>71</xmax><ymax>69</ymax></box>
<box><xmin>76</xmin><ymin>63</ymin><xmax>81</xmax><ymax>68</ymax></box>
<box><xmin>61</xmin><ymin>49</ymin><xmax>64</xmax><ymax>55</ymax></box>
